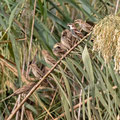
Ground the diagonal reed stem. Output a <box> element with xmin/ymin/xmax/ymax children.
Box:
<box><xmin>7</xmin><ymin>32</ymin><xmax>91</xmax><ymax>120</ymax></box>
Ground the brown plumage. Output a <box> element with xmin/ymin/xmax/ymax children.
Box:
<box><xmin>61</xmin><ymin>29</ymin><xmax>73</xmax><ymax>49</ymax></box>
<box><xmin>61</xmin><ymin>27</ymin><xmax>83</xmax><ymax>50</ymax></box>
<box><xmin>53</xmin><ymin>43</ymin><xmax>67</xmax><ymax>57</ymax></box>
<box><xmin>67</xmin><ymin>23</ymin><xmax>84</xmax><ymax>38</ymax></box>
<box><xmin>42</xmin><ymin>50</ymin><xmax>56</xmax><ymax>67</ymax></box>
<box><xmin>62</xmin><ymin>29</ymin><xmax>73</xmax><ymax>39</ymax></box>
<box><xmin>0</xmin><ymin>82</ymin><xmax>36</xmax><ymax>102</ymax></box>
<box><xmin>30</xmin><ymin>63</ymin><xmax>43</xmax><ymax>79</ymax></box>
<box><xmin>74</xmin><ymin>19</ymin><xmax>93</xmax><ymax>33</ymax></box>
<box><xmin>61</xmin><ymin>34</ymin><xmax>71</xmax><ymax>49</ymax></box>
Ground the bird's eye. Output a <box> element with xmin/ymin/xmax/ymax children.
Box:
<box><xmin>53</xmin><ymin>46</ymin><xmax>60</xmax><ymax>51</ymax></box>
<box><xmin>57</xmin><ymin>46</ymin><xmax>60</xmax><ymax>49</ymax></box>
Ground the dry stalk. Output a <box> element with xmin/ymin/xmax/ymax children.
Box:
<box><xmin>44</xmin><ymin>67</ymin><xmax>66</xmax><ymax>120</ymax></box>
<box><xmin>0</xmin><ymin>55</ymin><xmax>29</xmax><ymax>84</ymax></box>
<box><xmin>78</xmin><ymin>67</ymin><xmax>85</xmax><ymax>120</ymax></box>
<box><xmin>115</xmin><ymin>0</ymin><xmax>120</xmax><ymax>15</ymax></box>
<box><xmin>54</xmin><ymin>85</ymin><xmax>118</xmax><ymax>120</ymax></box>
<box><xmin>15</xmin><ymin>95</ymin><xmax>21</xmax><ymax>120</ymax></box>
<box><xmin>7</xmin><ymin>32</ymin><xmax>91</xmax><ymax>120</ymax></box>
<box><xmin>26</xmin><ymin>0</ymin><xmax>37</xmax><ymax>77</ymax></box>
<box><xmin>54</xmin><ymin>97</ymin><xmax>93</xmax><ymax>120</ymax></box>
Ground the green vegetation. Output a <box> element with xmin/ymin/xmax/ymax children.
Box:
<box><xmin>0</xmin><ymin>0</ymin><xmax>120</xmax><ymax>120</ymax></box>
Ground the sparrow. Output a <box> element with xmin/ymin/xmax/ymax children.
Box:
<box><xmin>52</xmin><ymin>43</ymin><xmax>67</xmax><ymax>57</ymax></box>
<box><xmin>42</xmin><ymin>50</ymin><xmax>56</xmax><ymax>67</ymax></box>
<box><xmin>0</xmin><ymin>82</ymin><xmax>36</xmax><ymax>102</ymax></box>
<box><xmin>74</xmin><ymin>19</ymin><xmax>93</xmax><ymax>33</ymax></box>
<box><xmin>67</xmin><ymin>23</ymin><xmax>84</xmax><ymax>38</ymax></box>
<box><xmin>61</xmin><ymin>31</ymin><xmax>71</xmax><ymax>49</ymax></box>
<box><xmin>61</xmin><ymin>28</ymin><xmax>82</xmax><ymax>49</ymax></box>
<box><xmin>30</xmin><ymin>63</ymin><xmax>43</xmax><ymax>79</ymax></box>
<box><xmin>62</xmin><ymin>29</ymin><xmax>73</xmax><ymax>39</ymax></box>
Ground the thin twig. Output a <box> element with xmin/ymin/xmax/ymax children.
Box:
<box><xmin>44</xmin><ymin>70</ymin><xmax>65</xmax><ymax>120</ymax></box>
<box><xmin>54</xmin><ymin>97</ymin><xmax>93</xmax><ymax>120</ymax></box>
<box><xmin>0</xmin><ymin>54</ymin><xmax>29</xmax><ymax>84</ymax></box>
<box><xmin>7</xmin><ymin>32</ymin><xmax>91</xmax><ymax>120</ymax></box>
<box><xmin>11</xmin><ymin>98</ymin><xmax>19</xmax><ymax>113</ymax></box>
<box><xmin>0</xmin><ymin>38</ymin><xmax>26</xmax><ymax>44</ymax></box>
<box><xmin>44</xmin><ymin>91</ymin><xmax>57</xmax><ymax>120</ymax></box>
<box><xmin>54</xmin><ymin>84</ymin><xmax>118</xmax><ymax>120</ymax></box>
<box><xmin>20</xmin><ymin>94</ymin><xmax>25</xmax><ymax>120</ymax></box>
<box><xmin>26</xmin><ymin>0</ymin><xmax>37</xmax><ymax>77</ymax></box>
<box><xmin>50</xmin><ymin>24</ymin><xmax>55</xmax><ymax>33</ymax></box>
<box><xmin>15</xmin><ymin>19</ymin><xmax>27</xmax><ymax>120</ymax></box>
<box><xmin>33</xmin><ymin>92</ymin><xmax>55</xmax><ymax>120</ymax></box>
<box><xmin>15</xmin><ymin>95</ymin><xmax>21</xmax><ymax>120</ymax></box>
<box><xmin>115</xmin><ymin>0</ymin><xmax>120</xmax><ymax>15</ymax></box>
<box><xmin>20</xmin><ymin>38</ymin><xmax>27</xmax><ymax>119</ymax></box>
<box><xmin>78</xmin><ymin>74</ymin><xmax>84</xmax><ymax>120</ymax></box>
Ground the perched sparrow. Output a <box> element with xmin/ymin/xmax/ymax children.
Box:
<box><xmin>74</xmin><ymin>19</ymin><xmax>93</xmax><ymax>33</ymax></box>
<box><xmin>67</xmin><ymin>23</ymin><xmax>84</xmax><ymax>38</ymax></box>
<box><xmin>62</xmin><ymin>29</ymin><xmax>73</xmax><ymax>39</ymax></box>
<box><xmin>30</xmin><ymin>63</ymin><xmax>43</xmax><ymax>79</ymax></box>
<box><xmin>52</xmin><ymin>43</ymin><xmax>67</xmax><ymax>57</ymax></box>
<box><xmin>42</xmin><ymin>50</ymin><xmax>56</xmax><ymax>67</ymax></box>
<box><xmin>61</xmin><ymin>28</ymin><xmax>81</xmax><ymax>49</ymax></box>
<box><xmin>61</xmin><ymin>31</ymin><xmax>71</xmax><ymax>49</ymax></box>
<box><xmin>0</xmin><ymin>82</ymin><xmax>36</xmax><ymax>102</ymax></box>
